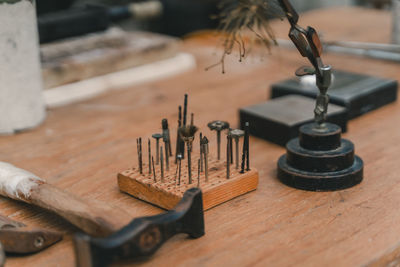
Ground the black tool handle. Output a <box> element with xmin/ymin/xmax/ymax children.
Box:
<box><xmin>74</xmin><ymin>188</ymin><xmax>204</xmax><ymax>267</ymax></box>
<box><xmin>38</xmin><ymin>5</ymin><xmax>110</xmax><ymax>44</ymax></box>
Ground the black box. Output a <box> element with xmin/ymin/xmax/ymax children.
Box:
<box><xmin>271</xmin><ymin>70</ymin><xmax>398</xmax><ymax>119</ymax></box>
<box><xmin>239</xmin><ymin>95</ymin><xmax>348</xmax><ymax>147</ymax></box>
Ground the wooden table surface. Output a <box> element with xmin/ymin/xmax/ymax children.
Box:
<box><xmin>2</xmin><ymin>7</ymin><xmax>400</xmax><ymax>267</ymax></box>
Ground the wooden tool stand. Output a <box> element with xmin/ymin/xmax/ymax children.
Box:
<box><xmin>118</xmin><ymin>157</ymin><xmax>258</xmax><ymax>210</ymax></box>
<box><xmin>277</xmin><ymin>123</ymin><xmax>363</xmax><ymax>191</ymax></box>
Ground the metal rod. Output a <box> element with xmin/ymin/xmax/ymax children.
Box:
<box><xmin>148</xmin><ymin>138</ymin><xmax>151</xmax><ymax>174</ymax></box>
<box><xmin>175</xmin><ymin>106</ymin><xmax>182</xmax><ymax>163</ymax></box>
<box><xmin>162</xmin><ymin>119</ymin><xmax>172</xmax><ymax>157</ymax></box>
<box><xmin>278</xmin><ymin>38</ymin><xmax>400</xmax><ymax>63</ymax></box>
<box><xmin>183</xmin><ymin>94</ymin><xmax>188</xmax><ymax>126</ymax></box>
<box><xmin>326</xmin><ymin>40</ymin><xmax>400</xmax><ymax>53</ymax></box>
<box><xmin>226</xmin><ymin>135</ymin><xmax>230</xmax><ymax>179</ymax></box>
<box><xmin>240</xmin><ymin>132</ymin><xmax>246</xmax><ymax>174</ymax></box>
<box><xmin>175</xmin><ymin>155</ymin><xmax>179</xmax><ymax>184</ymax></box>
<box><xmin>138</xmin><ymin>138</ymin><xmax>143</xmax><ymax>174</ymax></box>
<box><xmin>187</xmin><ymin>142</ymin><xmax>192</xmax><ymax>184</ymax></box>
<box><xmin>165</xmin><ymin>142</ymin><xmax>169</xmax><ymax>171</ymax></box>
<box><xmin>245</xmin><ymin>122</ymin><xmax>250</xmax><ymax>171</ymax></box>
<box><xmin>235</xmin><ymin>138</ymin><xmax>239</xmax><ymax>169</ymax></box>
<box><xmin>160</xmin><ymin>146</ymin><xmax>164</xmax><ymax>182</ymax></box>
<box><xmin>136</xmin><ymin>138</ymin><xmax>139</xmax><ymax>171</ymax></box>
<box><xmin>230</xmin><ymin>131</ymin><xmax>233</xmax><ymax>164</ymax></box>
<box><xmin>152</xmin><ymin>156</ymin><xmax>156</xmax><ymax>182</ymax></box>
<box><xmin>156</xmin><ymin>138</ymin><xmax>159</xmax><ymax>165</ymax></box>
<box><xmin>199</xmin><ymin>132</ymin><xmax>203</xmax><ymax>172</ymax></box>
<box><xmin>181</xmin><ymin>96</ymin><xmax>187</xmax><ymax>160</ymax></box>
<box><xmin>204</xmin><ymin>150</ymin><xmax>208</xmax><ymax>182</ymax></box>
<box><xmin>202</xmin><ymin>136</ymin><xmax>209</xmax><ymax>182</ymax></box>
<box><xmin>168</xmin><ymin>138</ymin><xmax>172</xmax><ymax>158</ymax></box>
<box><xmin>217</xmin><ymin>130</ymin><xmax>221</xmax><ymax>160</ymax></box>
<box><xmin>197</xmin><ymin>159</ymin><xmax>200</xmax><ymax>187</ymax></box>
<box><xmin>178</xmin><ymin>155</ymin><xmax>182</xmax><ymax>185</ymax></box>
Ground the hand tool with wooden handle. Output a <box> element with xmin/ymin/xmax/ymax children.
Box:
<box><xmin>0</xmin><ymin>214</ymin><xmax>62</xmax><ymax>253</ymax></box>
<box><xmin>0</xmin><ymin>162</ymin><xmax>130</xmax><ymax>237</ymax></box>
<box><xmin>73</xmin><ymin>188</ymin><xmax>205</xmax><ymax>267</ymax></box>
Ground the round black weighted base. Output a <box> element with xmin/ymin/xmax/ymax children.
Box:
<box><xmin>276</xmin><ymin>122</ymin><xmax>364</xmax><ymax>191</ymax></box>
<box><xmin>277</xmin><ymin>155</ymin><xmax>363</xmax><ymax>191</ymax></box>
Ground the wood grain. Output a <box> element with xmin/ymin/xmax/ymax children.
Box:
<box><xmin>0</xmin><ymin>7</ymin><xmax>398</xmax><ymax>267</ymax></box>
<box><xmin>27</xmin><ymin>184</ymin><xmax>129</xmax><ymax>237</ymax></box>
<box><xmin>118</xmin><ymin>156</ymin><xmax>259</xmax><ymax>210</ymax></box>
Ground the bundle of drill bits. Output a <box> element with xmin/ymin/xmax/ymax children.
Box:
<box><xmin>134</xmin><ymin>94</ymin><xmax>252</xmax><ymax>187</ymax></box>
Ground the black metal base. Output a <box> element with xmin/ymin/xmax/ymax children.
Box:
<box><xmin>239</xmin><ymin>95</ymin><xmax>348</xmax><ymax>147</ymax></box>
<box><xmin>277</xmin><ymin>122</ymin><xmax>363</xmax><ymax>191</ymax></box>
<box><xmin>271</xmin><ymin>69</ymin><xmax>398</xmax><ymax>119</ymax></box>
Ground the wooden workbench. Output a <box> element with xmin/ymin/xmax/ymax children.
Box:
<box><xmin>2</xmin><ymin>7</ymin><xmax>400</xmax><ymax>266</ymax></box>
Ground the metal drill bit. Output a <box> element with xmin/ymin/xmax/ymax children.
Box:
<box><xmin>177</xmin><ymin>153</ymin><xmax>182</xmax><ymax>185</ymax></box>
<box><xmin>226</xmin><ymin>135</ymin><xmax>231</xmax><ymax>179</ymax></box>
<box><xmin>162</xmin><ymin>119</ymin><xmax>172</xmax><ymax>157</ymax></box>
<box><xmin>161</xmin><ymin>120</ymin><xmax>170</xmax><ymax>168</ymax></box>
<box><xmin>148</xmin><ymin>138</ymin><xmax>151</xmax><ymax>175</ymax></box>
<box><xmin>207</xmin><ymin>120</ymin><xmax>230</xmax><ymax>160</ymax></box>
<box><xmin>199</xmin><ymin>132</ymin><xmax>203</xmax><ymax>172</ymax></box>
<box><xmin>137</xmin><ymin>138</ymin><xmax>143</xmax><ymax>174</ymax></box>
<box><xmin>179</xmin><ymin>125</ymin><xmax>198</xmax><ymax>185</ymax></box>
<box><xmin>230</xmin><ymin>129</ymin><xmax>245</xmax><ymax>169</ymax></box>
<box><xmin>240</xmin><ymin>130</ymin><xmax>247</xmax><ymax>174</ymax></box>
<box><xmin>164</xmin><ymin>141</ymin><xmax>169</xmax><ymax>171</ymax></box>
<box><xmin>245</xmin><ymin>122</ymin><xmax>250</xmax><ymax>171</ymax></box>
<box><xmin>175</xmin><ymin>153</ymin><xmax>180</xmax><ymax>184</ymax></box>
<box><xmin>187</xmin><ymin>141</ymin><xmax>192</xmax><ymax>184</ymax></box>
<box><xmin>160</xmin><ymin>146</ymin><xmax>164</xmax><ymax>182</ymax></box>
<box><xmin>175</xmin><ymin>106</ymin><xmax>182</xmax><ymax>163</ymax></box>
<box><xmin>181</xmin><ymin>94</ymin><xmax>188</xmax><ymax>160</ymax></box>
<box><xmin>183</xmin><ymin>94</ymin><xmax>188</xmax><ymax>126</ymax></box>
<box><xmin>136</xmin><ymin>138</ymin><xmax>139</xmax><ymax>170</ymax></box>
<box><xmin>152</xmin><ymin>156</ymin><xmax>156</xmax><ymax>182</ymax></box>
<box><xmin>152</xmin><ymin>133</ymin><xmax>162</xmax><ymax>165</ymax></box>
<box><xmin>197</xmin><ymin>159</ymin><xmax>201</xmax><ymax>187</ymax></box>
<box><xmin>229</xmin><ymin>129</ymin><xmax>233</xmax><ymax>164</ymax></box>
<box><xmin>201</xmin><ymin>136</ymin><xmax>209</xmax><ymax>182</ymax></box>
<box><xmin>140</xmin><ymin>138</ymin><xmax>143</xmax><ymax>173</ymax></box>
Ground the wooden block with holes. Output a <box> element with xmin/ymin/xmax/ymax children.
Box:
<box><xmin>118</xmin><ymin>157</ymin><xmax>258</xmax><ymax>210</ymax></box>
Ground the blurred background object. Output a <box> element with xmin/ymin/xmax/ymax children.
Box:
<box><xmin>393</xmin><ymin>0</ymin><xmax>400</xmax><ymax>44</ymax></box>
<box><xmin>355</xmin><ymin>0</ymin><xmax>391</xmax><ymax>9</ymax></box>
<box><xmin>0</xmin><ymin>0</ymin><xmax>45</xmax><ymax>134</ymax></box>
<box><xmin>32</xmin><ymin>0</ymin><xmax>399</xmax><ymax>109</ymax></box>
<box><xmin>292</xmin><ymin>0</ymin><xmax>390</xmax><ymax>11</ymax></box>
<box><xmin>36</xmin><ymin>0</ymin><xmax>219</xmax><ymax>39</ymax></box>
<box><xmin>36</xmin><ymin>0</ymin><xmax>75</xmax><ymax>15</ymax></box>
<box><xmin>35</xmin><ymin>0</ymin><xmax>393</xmax><ymax>40</ymax></box>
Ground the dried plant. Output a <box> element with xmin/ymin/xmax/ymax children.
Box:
<box><xmin>207</xmin><ymin>0</ymin><xmax>283</xmax><ymax>73</ymax></box>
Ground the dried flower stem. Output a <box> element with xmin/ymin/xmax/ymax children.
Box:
<box><xmin>207</xmin><ymin>0</ymin><xmax>283</xmax><ymax>73</ymax></box>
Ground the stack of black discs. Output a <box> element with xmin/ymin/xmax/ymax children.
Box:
<box><xmin>277</xmin><ymin>123</ymin><xmax>363</xmax><ymax>191</ymax></box>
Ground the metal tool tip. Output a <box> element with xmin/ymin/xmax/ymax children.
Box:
<box><xmin>201</xmin><ymin>136</ymin><xmax>209</xmax><ymax>144</ymax></box>
<box><xmin>162</xmin><ymin>119</ymin><xmax>168</xmax><ymax>129</ymax></box>
<box><xmin>207</xmin><ymin>120</ymin><xmax>230</xmax><ymax>131</ymax></box>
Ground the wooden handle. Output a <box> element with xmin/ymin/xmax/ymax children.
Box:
<box><xmin>25</xmin><ymin>184</ymin><xmax>129</xmax><ymax>237</ymax></box>
<box><xmin>0</xmin><ymin>214</ymin><xmax>25</xmax><ymax>229</ymax></box>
